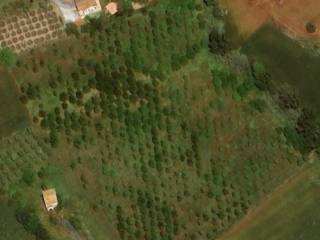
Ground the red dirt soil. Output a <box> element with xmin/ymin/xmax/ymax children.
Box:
<box><xmin>219</xmin><ymin>0</ymin><xmax>320</xmax><ymax>40</ymax></box>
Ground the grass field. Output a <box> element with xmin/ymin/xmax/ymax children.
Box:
<box><xmin>0</xmin><ymin>69</ymin><xmax>29</xmax><ymax>138</ymax></box>
<box><xmin>0</xmin><ymin>198</ymin><xmax>34</xmax><ymax>240</ymax></box>
<box><xmin>0</xmin><ymin>0</ymin><xmax>15</xmax><ymax>8</ymax></box>
<box><xmin>218</xmin><ymin>160</ymin><xmax>320</xmax><ymax>240</ymax></box>
<box><xmin>242</xmin><ymin>24</ymin><xmax>320</xmax><ymax>114</ymax></box>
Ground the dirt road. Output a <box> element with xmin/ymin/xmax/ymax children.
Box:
<box><xmin>51</xmin><ymin>0</ymin><xmax>79</xmax><ymax>23</ymax></box>
<box><xmin>62</xmin><ymin>219</ymin><xmax>82</xmax><ymax>240</ymax></box>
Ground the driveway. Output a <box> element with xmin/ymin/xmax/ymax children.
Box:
<box><xmin>62</xmin><ymin>219</ymin><xmax>82</xmax><ymax>240</ymax></box>
<box><xmin>51</xmin><ymin>0</ymin><xmax>79</xmax><ymax>23</ymax></box>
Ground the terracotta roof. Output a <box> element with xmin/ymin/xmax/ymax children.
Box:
<box><xmin>75</xmin><ymin>0</ymin><xmax>98</xmax><ymax>11</ymax></box>
<box><xmin>105</xmin><ymin>2</ymin><xmax>118</xmax><ymax>15</ymax></box>
<box><xmin>42</xmin><ymin>188</ymin><xmax>58</xmax><ymax>210</ymax></box>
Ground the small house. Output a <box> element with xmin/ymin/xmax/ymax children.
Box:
<box><xmin>74</xmin><ymin>0</ymin><xmax>102</xmax><ymax>19</ymax></box>
<box><xmin>42</xmin><ymin>188</ymin><xmax>58</xmax><ymax>211</ymax></box>
<box><xmin>132</xmin><ymin>1</ymin><xmax>145</xmax><ymax>10</ymax></box>
<box><xmin>105</xmin><ymin>2</ymin><xmax>119</xmax><ymax>15</ymax></box>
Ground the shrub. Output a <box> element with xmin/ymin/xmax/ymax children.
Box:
<box><xmin>251</xmin><ymin>62</ymin><xmax>265</xmax><ymax>78</ymax></box>
<box><xmin>296</xmin><ymin>109</ymin><xmax>320</xmax><ymax>151</ymax></box>
<box><xmin>282</xmin><ymin>125</ymin><xmax>305</xmax><ymax>151</ymax></box>
<box><xmin>21</xmin><ymin>168</ymin><xmax>35</xmax><ymax>186</ymax></box>
<box><xmin>208</xmin><ymin>29</ymin><xmax>231</xmax><ymax>56</ymax></box>
<box><xmin>249</xmin><ymin>98</ymin><xmax>267</xmax><ymax>113</ymax></box>
<box><xmin>49</xmin><ymin>130</ymin><xmax>59</xmax><ymax>147</ymax></box>
<box><xmin>0</xmin><ymin>47</ymin><xmax>16</xmax><ymax>66</ymax></box>
<box><xmin>306</xmin><ymin>22</ymin><xmax>317</xmax><ymax>33</ymax></box>
<box><xmin>69</xmin><ymin>215</ymin><xmax>82</xmax><ymax>230</ymax></box>
<box><xmin>15</xmin><ymin>206</ymin><xmax>51</xmax><ymax>240</ymax></box>
<box><xmin>237</xmin><ymin>80</ymin><xmax>255</xmax><ymax>98</ymax></box>
<box><xmin>251</xmin><ymin>62</ymin><xmax>270</xmax><ymax>90</ymax></box>
<box><xmin>65</xmin><ymin>23</ymin><xmax>79</xmax><ymax>37</ymax></box>
<box><xmin>203</xmin><ymin>0</ymin><xmax>217</xmax><ymax>6</ymax></box>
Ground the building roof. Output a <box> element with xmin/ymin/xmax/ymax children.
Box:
<box><xmin>105</xmin><ymin>2</ymin><xmax>118</xmax><ymax>15</ymax></box>
<box><xmin>75</xmin><ymin>0</ymin><xmax>98</xmax><ymax>11</ymax></box>
<box><xmin>132</xmin><ymin>1</ymin><xmax>145</xmax><ymax>10</ymax></box>
<box><xmin>42</xmin><ymin>188</ymin><xmax>58</xmax><ymax>210</ymax></box>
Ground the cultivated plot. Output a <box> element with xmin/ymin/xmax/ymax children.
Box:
<box><xmin>0</xmin><ymin>70</ymin><xmax>29</xmax><ymax>137</ymax></box>
<box><xmin>218</xmin><ymin>161</ymin><xmax>320</xmax><ymax>240</ymax></box>
<box><xmin>242</xmin><ymin>24</ymin><xmax>320</xmax><ymax>114</ymax></box>
<box><xmin>0</xmin><ymin>6</ymin><xmax>64</xmax><ymax>52</ymax></box>
<box><xmin>220</xmin><ymin>0</ymin><xmax>320</xmax><ymax>40</ymax></box>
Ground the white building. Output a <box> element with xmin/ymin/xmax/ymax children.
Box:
<box><xmin>42</xmin><ymin>188</ymin><xmax>58</xmax><ymax>211</ymax></box>
<box><xmin>74</xmin><ymin>0</ymin><xmax>102</xmax><ymax>19</ymax></box>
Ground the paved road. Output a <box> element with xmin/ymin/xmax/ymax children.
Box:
<box><xmin>51</xmin><ymin>0</ymin><xmax>79</xmax><ymax>23</ymax></box>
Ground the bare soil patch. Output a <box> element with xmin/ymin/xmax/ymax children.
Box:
<box><xmin>220</xmin><ymin>0</ymin><xmax>320</xmax><ymax>41</ymax></box>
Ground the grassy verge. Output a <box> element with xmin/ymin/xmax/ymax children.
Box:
<box><xmin>0</xmin><ymin>69</ymin><xmax>29</xmax><ymax>138</ymax></box>
<box><xmin>218</xmin><ymin>159</ymin><xmax>320</xmax><ymax>240</ymax></box>
<box><xmin>242</xmin><ymin>24</ymin><xmax>320</xmax><ymax>114</ymax></box>
<box><xmin>0</xmin><ymin>198</ymin><xmax>34</xmax><ymax>240</ymax></box>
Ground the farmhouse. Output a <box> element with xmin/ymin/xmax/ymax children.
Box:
<box><xmin>105</xmin><ymin>2</ymin><xmax>119</xmax><ymax>15</ymax></box>
<box><xmin>74</xmin><ymin>0</ymin><xmax>102</xmax><ymax>19</ymax></box>
<box><xmin>132</xmin><ymin>1</ymin><xmax>145</xmax><ymax>10</ymax></box>
<box><xmin>42</xmin><ymin>188</ymin><xmax>58</xmax><ymax>211</ymax></box>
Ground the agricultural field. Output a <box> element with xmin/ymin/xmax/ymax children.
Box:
<box><xmin>219</xmin><ymin>0</ymin><xmax>320</xmax><ymax>41</ymax></box>
<box><xmin>0</xmin><ymin>69</ymin><xmax>29</xmax><ymax>137</ymax></box>
<box><xmin>242</xmin><ymin>24</ymin><xmax>320</xmax><ymax>109</ymax></box>
<box><xmin>0</xmin><ymin>0</ymin><xmax>317</xmax><ymax>240</ymax></box>
<box><xmin>241</xmin><ymin>24</ymin><xmax>320</xmax><ymax>152</ymax></box>
<box><xmin>0</xmin><ymin>5</ymin><xmax>64</xmax><ymax>52</ymax></box>
<box><xmin>0</xmin><ymin>0</ymin><xmax>15</xmax><ymax>8</ymax></box>
<box><xmin>0</xmin><ymin>198</ymin><xmax>34</xmax><ymax>240</ymax></box>
<box><xmin>0</xmin><ymin>128</ymin><xmax>49</xmax><ymax>193</ymax></box>
<box><xmin>218</xmin><ymin>161</ymin><xmax>320</xmax><ymax>240</ymax></box>
<box><xmin>20</xmin><ymin>48</ymin><xmax>303</xmax><ymax>240</ymax></box>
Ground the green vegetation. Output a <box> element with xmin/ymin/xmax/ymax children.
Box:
<box><xmin>15</xmin><ymin>206</ymin><xmax>51</xmax><ymax>240</ymax></box>
<box><xmin>0</xmin><ymin>1</ymin><xmax>315</xmax><ymax>240</ymax></box>
<box><xmin>0</xmin><ymin>71</ymin><xmax>29</xmax><ymax>138</ymax></box>
<box><xmin>0</xmin><ymin>48</ymin><xmax>16</xmax><ymax>66</ymax></box>
<box><xmin>0</xmin><ymin>0</ymin><xmax>51</xmax><ymax>15</ymax></box>
<box><xmin>242</xmin><ymin>24</ymin><xmax>320</xmax><ymax>110</ymax></box>
<box><xmin>209</xmin><ymin>28</ymin><xmax>231</xmax><ymax>55</ymax></box>
<box><xmin>220</xmin><ymin>161</ymin><xmax>320</xmax><ymax>240</ymax></box>
<box><xmin>242</xmin><ymin>24</ymin><xmax>320</xmax><ymax>152</ymax></box>
<box><xmin>17</xmin><ymin>0</ymin><xmax>206</xmax><ymax>150</ymax></box>
<box><xmin>0</xmin><ymin>198</ymin><xmax>34</xmax><ymax>240</ymax></box>
<box><xmin>0</xmin><ymin>128</ymin><xmax>48</xmax><ymax>193</ymax></box>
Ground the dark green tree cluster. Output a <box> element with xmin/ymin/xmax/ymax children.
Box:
<box><xmin>209</xmin><ymin>28</ymin><xmax>231</xmax><ymax>56</ymax></box>
<box><xmin>18</xmin><ymin>0</ymin><xmax>206</xmax><ymax>149</ymax></box>
<box><xmin>0</xmin><ymin>48</ymin><xmax>16</xmax><ymax>67</ymax></box>
<box><xmin>115</xmin><ymin>190</ymin><xmax>179</xmax><ymax>239</ymax></box>
<box><xmin>15</xmin><ymin>206</ymin><xmax>50</xmax><ymax>240</ymax></box>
